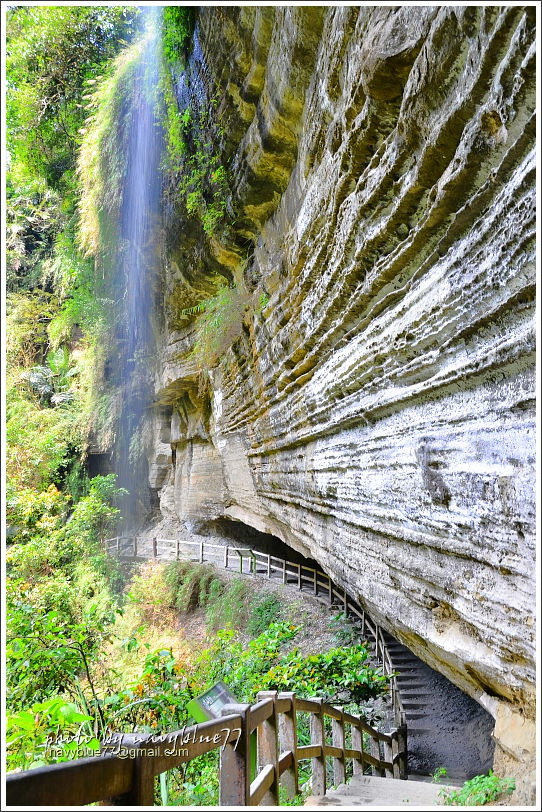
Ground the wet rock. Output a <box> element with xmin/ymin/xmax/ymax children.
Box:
<box><xmin>149</xmin><ymin>6</ymin><xmax>535</xmax><ymax>797</ymax></box>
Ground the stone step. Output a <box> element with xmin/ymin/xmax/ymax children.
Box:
<box><xmin>392</xmin><ymin>658</ymin><xmax>425</xmax><ymax>667</ymax></box>
<box><xmin>394</xmin><ymin>672</ymin><xmax>426</xmax><ymax>680</ymax></box>
<box><xmin>305</xmin><ymin>774</ymin><xmax>458</xmax><ymax>806</ymax></box>
<box><xmin>404</xmin><ymin>710</ymin><xmax>426</xmax><ymax>720</ymax></box>
<box><xmin>390</xmin><ymin>658</ymin><xmax>422</xmax><ymax>666</ymax></box>
<box><xmin>394</xmin><ymin>670</ymin><xmax>422</xmax><ymax>678</ymax></box>
<box><xmin>405</xmin><ymin>725</ymin><xmax>434</xmax><ymax>735</ymax></box>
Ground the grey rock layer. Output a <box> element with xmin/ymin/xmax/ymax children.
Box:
<box><xmin>150</xmin><ymin>6</ymin><xmax>536</xmax><ymax>799</ymax></box>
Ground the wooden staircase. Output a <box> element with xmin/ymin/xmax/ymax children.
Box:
<box><xmin>107</xmin><ymin>534</ymin><xmax>495</xmax><ymax>782</ymax></box>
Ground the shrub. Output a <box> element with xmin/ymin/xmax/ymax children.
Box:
<box><xmin>205</xmin><ymin>577</ymin><xmax>252</xmax><ymax>631</ymax></box>
<box><xmin>6</xmin><ymin>292</ymin><xmax>57</xmax><ymax>366</ymax></box>
<box><xmin>6</xmin><ymin>484</ymin><xmax>69</xmax><ymax>544</ymax></box>
<box><xmin>328</xmin><ymin>611</ymin><xmax>359</xmax><ymax>645</ymax></box>
<box><xmin>6</xmin><ymin>698</ymin><xmax>98</xmax><ymax>772</ymax></box>
<box><xmin>262</xmin><ymin>645</ymin><xmax>390</xmax><ymax>707</ymax></box>
<box><xmin>247</xmin><ymin>593</ymin><xmax>283</xmax><ymax>636</ymax></box>
<box><xmin>193</xmin><ymin>622</ymin><xmax>300</xmax><ymax>701</ymax></box>
<box><xmin>163</xmin><ymin>561</ymin><xmax>220</xmax><ymax>612</ymax></box>
<box><xmin>101</xmin><ymin>646</ymin><xmax>193</xmax><ymax>735</ymax></box>
<box><xmin>5</xmin><ymin>385</ymin><xmax>81</xmax><ymax>491</ymax></box>
<box><xmin>162</xmin><ymin>7</ymin><xmax>194</xmax><ymax>65</ymax></box>
<box><xmin>181</xmin><ymin>284</ymin><xmax>250</xmax><ymax>369</ymax></box>
<box><xmin>439</xmin><ymin>771</ymin><xmax>516</xmax><ymax>806</ymax></box>
<box><xmin>6</xmin><ymin>579</ymin><xmax>115</xmax><ymax>711</ymax></box>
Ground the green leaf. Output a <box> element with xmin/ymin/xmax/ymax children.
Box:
<box><xmin>8</xmin><ymin>711</ymin><xmax>36</xmax><ymax>731</ymax></box>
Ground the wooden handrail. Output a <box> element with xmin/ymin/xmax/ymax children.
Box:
<box><xmin>277</xmin><ymin>749</ymin><xmax>294</xmax><ymax>774</ymax></box>
<box><xmin>6</xmin><ymin>692</ymin><xmax>407</xmax><ymax>807</ymax></box>
<box><xmin>5</xmin><ymin>753</ymin><xmax>134</xmax><ymax>806</ymax></box>
<box><xmin>249</xmin><ymin>763</ymin><xmax>275</xmax><ymax>806</ymax></box>
<box><xmin>247</xmin><ymin>697</ymin><xmax>275</xmax><ymax>731</ymax></box>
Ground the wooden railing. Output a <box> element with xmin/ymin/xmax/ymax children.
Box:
<box><xmin>106</xmin><ymin>535</ymin><xmax>405</xmax><ymax>726</ymax></box>
<box><xmin>6</xmin><ymin>692</ymin><xmax>407</xmax><ymax>807</ymax></box>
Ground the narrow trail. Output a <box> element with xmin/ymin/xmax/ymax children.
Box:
<box><xmin>108</xmin><ymin>528</ymin><xmax>495</xmax><ymax>782</ymax></box>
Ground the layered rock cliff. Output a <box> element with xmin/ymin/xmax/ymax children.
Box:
<box><xmin>148</xmin><ymin>6</ymin><xmax>536</xmax><ymax>797</ymax></box>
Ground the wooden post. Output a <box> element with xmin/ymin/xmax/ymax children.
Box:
<box><xmin>282</xmin><ymin>560</ymin><xmax>286</xmax><ymax>585</ymax></box>
<box><xmin>332</xmin><ymin>714</ymin><xmax>346</xmax><ymax>787</ymax></box>
<box><xmin>391</xmin><ymin>729</ymin><xmax>401</xmax><ymax>779</ymax></box>
<box><xmin>176</xmin><ymin>538</ymin><xmax>180</xmax><ymax>560</ymax></box>
<box><xmin>220</xmin><ymin>704</ymin><xmax>250</xmax><ymax>806</ymax></box>
<box><xmin>116</xmin><ymin>537</ymin><xmax>120</xmax><ymax>556</ymax></box>
<box><xmin>383</xmin><ymin>737</ymin><xmax>394</xmax><ymax>778</ymax></box>
<box><xmin>396</xmin><ymin>722</ymin><xmax>407</xmax><ymax>780</ymax></box>
<box><xmin>328</xmin><ymin>577</ymin><xmax>333</xmax><ymax>606</ymax></box>
<box><xmin>370</xmin><ymin>735</ymin><xmax>383</xmax><ymax>776</ymax></box>
<box><xmin>277</xmin><ymin>692</ymin><xmax>298</xmax><ymax>799</ymax></box>
<box><xmin>199</xmin><ymin>540</ymin><xmax>204</xmax><ymax>563</ymax></box>
<box><xmin>133</xmin><ymin>537</ymin><xmax>137</xmax><ymax>559</ymax></box>
<box><xmin>297</xmin><ymin>563</ymin><xmax>301</xmax><ymax>588</ymax></box>
<box><xmin>152</xmin><ymin>538</ymin><xmax>157</xmax><ymax>558</ymax></box>
<box><xmin>224</xmin><ymin>546</ymin><xmax>229</xmax><ymax>568</ymax></box>
<box><xmin>352</xmin><ymin>723</ymin><xmax>363</xmax><ymax>775</ymax></box>
<box><xmin>267</xmin><ymin>554</ymin><xmax>271</xmax><ymax>578</ymax></box>
<box><xmin>309</xmin><ymin>698</ymin><xmax>326</xmax><ymax>796</ymax></box>
<box><xmin>256</xmin><ymin>691</ymin><xmax>279</xmax><ymax>805</ymax></box>
<box><xmin>133</xmin><ymin>755</ymin><xmax>155</xmax><ymax>806</ymax></box>
<box><xmin>113</xmin><ymin>752</ymin><xmax>154</xmax><ymax>806</ymax></box>
<box><xmin>343</xmin><ymin>587</ymin><xmax>348</xmax><ymax>613</ymax></box>
<box><xmin>313</xmin><ymin>569</ymin><xmax>317</xmax><ymax>596</ymax></box>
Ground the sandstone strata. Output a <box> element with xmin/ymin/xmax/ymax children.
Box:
<box><xmin>150</xmin><ymin>6</ymin><xmax>536</xmax><ymax>798</ymax></box>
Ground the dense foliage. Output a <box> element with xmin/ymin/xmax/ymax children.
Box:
<box><xmin>5</xmin><ymin>3</ymin><xmax>140</xmax><ymax>777</ymax></box>
<box><xmin>6</xmin><ymin>6</ymin><xmax>140</xmax><ymax>191</ymax></box>
<box><xmin>162</xmin><ymin>7</ymin><xmax>195</xmax><ymax>66</ymax></box>
<box><xmin>7</xmin><ymin>558</ymin><xmax>391</xmax><ymax>806</ymax></box>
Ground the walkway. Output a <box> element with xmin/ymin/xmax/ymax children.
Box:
<box><xmin>107</xmin><ymin>532</ymin><xmax>495</xmax><ymax>782</ymax></box>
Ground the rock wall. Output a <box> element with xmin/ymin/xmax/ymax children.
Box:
<box><xmin>151</xmin><ymin>6</ymin><xmax>536</xmax><ymax>798</ymax></box>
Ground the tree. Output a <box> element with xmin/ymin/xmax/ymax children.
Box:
<box><xmin>6</xmin><ymin>6</ymin><xmax>140</xmax><ymax>187</ymax></box>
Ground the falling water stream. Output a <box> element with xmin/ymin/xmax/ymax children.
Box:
<box><xmin>113</xmin><ymin>8</ymin><xmax>163</xmax><ymax>529</ymax></box>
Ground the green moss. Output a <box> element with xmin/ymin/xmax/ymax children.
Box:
<box><xmin>160</xmin><ymin>65</ymin><xmax>188</xmax><ymax>173</ymax></box>
<box><xmin>77</xmin><ymin>40</ymin><xmax>144</xmax><ymax>257</ymax></box>
<box><xmin>162</xmin><ymin>7</ymin><xmax>195</xmax><ymax>66</ymax></box>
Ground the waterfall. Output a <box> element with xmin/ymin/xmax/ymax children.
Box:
<box><xmin>114</xmin><ymin>8</ymin><xmax>163</xmax><ymax>529</ymax></box>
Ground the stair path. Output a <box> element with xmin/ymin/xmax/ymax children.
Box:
<box><xmin>246</xmin><ymin>558</ymin><xmax>494</xmax><ymax>780</ymax></box>
<box><xmin>109</xmin><ymin>534</ymin><xmax>494</xmax><ymax>781</ymax></box>
<box><xmin>305</xmin><ymin>774</ymin><xmax>457</xmax><ymax>807</ymax></box>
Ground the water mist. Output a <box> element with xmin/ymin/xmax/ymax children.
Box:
<box><xmin>113</xmin><ymin>8</ymin><xmax>163</xmax><ymax>530</ymax></box>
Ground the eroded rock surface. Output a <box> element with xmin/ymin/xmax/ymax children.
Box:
<box><xmin>150</xmin><ymin>6</ymin><xmax>536</xmax><ymax>798</ymax></box>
